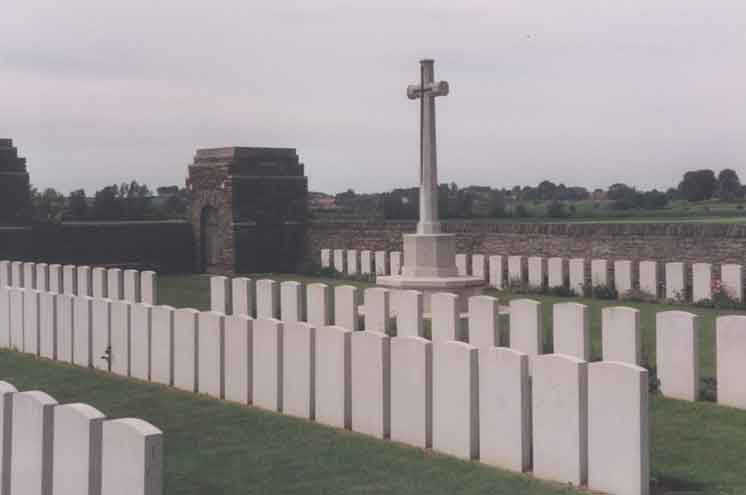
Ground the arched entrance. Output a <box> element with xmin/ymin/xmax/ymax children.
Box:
<box><xmin>200</xmin><ymin>206</ymin><xmax>219</xmax><ymax>272</ymax></box>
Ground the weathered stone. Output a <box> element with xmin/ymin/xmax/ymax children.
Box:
<box><xmin>656</xmin><ymin>311</ymin><xmax>699</xmax><ymax>401</ymax></box>
<box><xmin>390</xmin><ymin>336</ymin><xmax>432</xmax><ymax>448</ymax></box>
<box><xmin>198</xmin><ymin>312</ymin><xmax>225</xmax><ymax>398</ymax></box>
<box><xmin>282</xmin><ymin>321</ymin><xmax>315</xmax><ymax>418</ymax></box>
<box><xmin>553</xmin><ymin>302</ymin><xmax>590</xmax><ymax>361</ymax></box>
<box><xmin>479</xmin><ymin>347</ymin><xmax>531</xmax><ymax>472</ymax></box>
<box><xmin>314</xmin><ymin>326</ymin><xmax>352</xmax><ymax>429</ymax></box>
<box><xmin>432</xmin><ymin>341</ymin><xmax>478</xmax><ymax>460</ymax></box>
<box><xmin>351</xmin><ymin>331</ymin><xmax>390</xmax><ymax>438</ymax></box>
<box><xmin>101</xmin><ymin>418</ymin><xmax>162</xmax><ymax>495</ymax></box>
<box><xmin>601</xmin><ymin>306</ymin><xmax>641</xmax><ymax>365</ymax></box>
<box><xmin>252</xmin><ymin>318</ymin><xmax>283</xmax><ymax>411</ymax></box>
<box><xmin>224</xmin><ymin>314</ymin><xmax>253</xmax><ymax>404</ymax></box>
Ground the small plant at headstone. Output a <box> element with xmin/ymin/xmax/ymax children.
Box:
<box><xmin>620</xmin><ymin>288</ymin><xmax>658</xmax><ymax>303</ymax></box>
<box><xmin>699</xmin><ymin>377</ymin><xmax>717</xmax><ymax>402</ymax></box>
<box><xmin>665</xmin><ymin>289</ymin><xmax>687</xmax><ymax>305</ymax></box>
<box><xmin>546</xmin><ymin>286</ymin><xmax>576</xmax><ymax>297</ymax></box>
<box><xmin>591</xmin><ymin>285</ymin><xmax>618</xmax><ymax>300</ymax></box>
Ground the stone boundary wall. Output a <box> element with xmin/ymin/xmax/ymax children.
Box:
<box><xmin>0</xmin><ymin>221</ymin><xmax>193</xmax><ymax>273</ymax></box>
<box><xmin>306</xmin><ymin>220</ymin><xmax>746</xmax><ymax>268</ymax></box>
<box><xmin>0</xmin><ymin>381</ymin><xmax>162</xmax><ymax>495</ymax></box>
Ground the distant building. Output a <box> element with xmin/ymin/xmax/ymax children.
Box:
<box><xmin>592</xmin><ymin>189</ymin><xmax>608</xmax><ymax>201</ymax></box>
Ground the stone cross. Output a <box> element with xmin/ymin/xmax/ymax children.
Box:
<box><xmin>407</xmin><ymin>59</ymin><xmax>449</xmax><ymax>235</ymax></box>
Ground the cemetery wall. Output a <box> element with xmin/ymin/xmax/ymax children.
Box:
<box><xmin>306</xmin><ymin>220</ymin><xmax>746</xmax><ymax>267</ymax></box>
<box><xmin>0</xmin><ymin>221</ymin><xmax>192</xmax><ymax>272</ymax></box>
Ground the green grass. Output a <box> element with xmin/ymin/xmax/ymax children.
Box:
<box><xmin>0</xmin><ymin>351</ymin><xmax>578</xmax><ymax>495</ymax></box>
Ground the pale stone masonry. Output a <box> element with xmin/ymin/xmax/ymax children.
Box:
<box><xmin>347</xmin><ymin>249</ymin><xmax>359</xmax><ymax>276</ymax></box>
<box><xmin>717</xmin><ymin>315</ymin><xmax>746</xmax><ymax>409</ymax></box>
<box><xmin>363</xmin><ymin>288</ymin><xmax>390</xmax><ymax>334</ymax></box>
<box><xmin>395</xmin><ymin>290</ymin><xmax>423</xmax><ymax>337</ymax></box>
<box><xmin>320</xmin><ymin>249</ymin><xmax>331</xmax><ymax>269</ymax></box>
<box><xmin>101</xmin><ymin>418</ymin><xmax>163</xmax><ymax>495</ymax></box>
<box><xmin>553</xmin><ymin>302</ymin><xmax>590</xmax><ymax>361</ymax></box>
<box><xmin>639</xmin><ymin>261</ymin><xmax>658</xmax><ymax>297</ymax></box>
<box><xmin>507</xmin><ymin>256</ymin><xmax>522</xmax><ymax>287</ymax></box>
<box><xmin>224</xmin><ymin>314</ymin><xmax>253</xmax><ymax>404</ymax></box>
<box><xmin>692</xmin><ymin>263</ymin><xmax>712</xmax><ymax>302</ymax></box>
<box><xmin>333</xmin><ymin>285</ymin><xmax>359</xmax><ymax>331</ymax></box>
<box><xmin>547</xmin><ymin>257</ymin><xmax>565</xmax><ymax>288</ymax></box>
<box><xmin>107</xmin><ymin>268</ymin><xmax>123</xmax><ymax>301</ymax></box>
<box><xmin>591</xmin><ymin>259</ymin><xmax>607</xmax><ymax>287</ymax></box>
<box><xmin>35</xmin><ymin>263</ymin><xmax>48</xmax><ymax>292</ymax></box>
<box><xmin>11</xmin><ymin>391</ymin><xmax>57</xmax><ymax>495</ymax></box>
<box><xmin>509</xmin><ymin>299</ymin><xmax>543</xmax><ymax>364</ymax></box>
<box><xmin>478</xmin><ymin>347</ymin><xmax>531</xmax><ymax>472</ymax></box>
<box><xmin>656</xmin><ymin>311</ymin><xmax>699</xmax><ymax>401</ymax></box>
<box><xmin>173</xmin><ymin>308</ymin><xmax>199</xmax><ymax>392</ymax></box>
<box><xmin>210</xmin><ymin>276</ymin><xmax>232</xmax><ymax>314</ymax></box>
<box><xmin>314</xmin><ymin>326</ymin><xmax>352</xmax><ymax>429</ymax></box>
<box><xmin>92</xmin><ymin>267</ymin><xmax>107</xmax><ymax>299</ymax></box>
<box><xmin>389</xmin><ymin>251</ymin><xmax>402</xmax><ymax>276</ymax></box>
<box><xmin>110</xmin><ymin>300</ymin><xmax>131</xmax><ymax>376</ymax></box>
<box><xmin>77</xmin><ymin>266</ymin><xmax>92</xmax><ymax>297</ymax></box>
<box><xmin>468</xmin><ymin>295</ymin><xmax>498</xmax><ymax>349</ymax></box>
<box><xmin>52</xmin><ymin>403</ymin><xmax>105</xmax><ymax>495</ymax></box>
<box><xmin>50</xmin><ymin>265</ymin><xmax>63</xmax><ymax>294</ymax></box>
<box><xmin>198</xmin><ymin>312</ymin><xmax>225</xmax><ymax>399</ymax></box>
<box><xmin>528</xmin><ymin>256</ymin><xmax>543</xmax><ymax>289</ymax></box>
<box><xmin>131</xmin><ymin>304</ymin><xmax>152</xmax><ymax>381</ymax></box>
<box><xmin>252</xmin><ymin>318</ymin><xmax>283</xmax><ymax>411</ymax></box>
<box><xmin>360</xmin><ymin>250</ymin><xmax>373</xmax><ymax>275</ymax></box>
<box><xmin>140</xmin><ymin>271</ymin><xmax>158</xmax><ymax>305</ymax></box>
<box><xmin>63</xmin><ymin>265</ymin><xmax>77</xmax><ymax>296</ymax></box>
<box><xmin>569</xmin><ymin>258</ymin><xmax>585</xmax><ymax>295</ymax></box>
<box><xmin>614</xmin><ymin>260</ymin><xmax>632</xmax><ymax>295</ymax></box>
<box><xmin>256</xmin><ymin>279</ymin><xmax>280</xmax><ymax>320</ymax></box>
<box><xmin>92</xmin><ymin>299</ymin><xmax>111</xmax><ymax>371</ymax></box>
<box><xmin>432</xmin><ymin>341</ymin><xmax>479</xmax><ymax>460</ymax></box>
<box><xmin>351</xmin><ymin>331</ymin><xmax>391</xmax><ymax>438</ymax></box>
<box><xmin>587</xmin><ymin>362</ymin><xmax>649</xmax><ymax>495</ymax></box>
<box><xmin>306</xmin><ymin>283</ymin><xmax>332</xmax><ymax>327</ymax></box>
<box><xmin>150</xmin><ymin>305</ymin><xmax>175</xmax><ymax>387</ymax></box>
<box><xmin>73</xmin><ymin>296</ymin><xmax>93</xmax><ymax>368</ymax></box>
<box><xmin>333</xmin><ymin>249</ymin><xmax>345</xmax><ymax>274</ymax></box>
<box><xmin>488</xmin><ymin>255</ymin><xmax>504</xmax><ymax>289</ymax></box>
<box><xmin>39</xmin><ymin>292</ymin><xmax>57</xmax><ymax>360</ymax></box>
<box><xmin>282</xmin><ymin>322</ymin><xmax>315</xmax><ymax>419</ymax></box>
<box><xmin>374</xmin><ymin>251</ymin><xmax>388</xmax><ymax>275</ymax></box>
<box><xmin>665</xmin><ymin>262</ymin><xmax>685</xmax><ymax>301</ymax></box>
<box><xmin>390</xmin><ymin>336</ymin><xmax>432</xmax><ymax>448</ymax></box>
<box><xmin>430</xmin><ymin>293</ymin><xmax>459</xmax><ymax>343</ymax></box>
<box><xmin>602</xmin><ymin>306</ymin><xmax>641</xmax><ymax>365</ymax></box>
<box><xmin>455</xmin><ymin>254</ymin><xmax>469</xmax><ymax>276</ymax></box>
<box><xmin>280</xmin><ymin>281</ymin><xmax>304</xmax><ymax>323</ymax></box>
<box><xmin>56</xmin><ymin>294</ymin><xmax>74</xmax><ymax>363</ymax></box>
<box><xmin>532</xmin><ymin>354</ymin><xmax>588</xmax><ymax>486</ymax></box>
<box><xmin>721</xmin><ymin>264</ymin><xmax>743</xmax><ymax>301</ymax></box>
<box><xmin>471</xmin><ymin>254</ymin><xmax>487</xmax><ymax>281</ymax></box>
<box><xmin>232</xmin><ymin>277</ymin><xmax>254</xmax><ymax>318</ymax></box>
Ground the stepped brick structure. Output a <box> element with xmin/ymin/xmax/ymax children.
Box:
<box><xmin>187</xmin><ymin>147</ymin><xmax>308</xmax><ymax>274</ymax></box>
<box><xmin>0</xmin><ymin>139</ymin><xmax>31</xmax><ymax>225</ymax></box>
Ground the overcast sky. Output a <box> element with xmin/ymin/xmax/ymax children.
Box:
<box><xmin>2</xmin><ymin>0</ymin><xmax>745</xmax><ymax>195</ymax></box>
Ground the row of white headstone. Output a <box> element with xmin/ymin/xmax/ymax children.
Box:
<box><xmin>321</xmin><ymin>249</ymin><xmax>403</xmax><ymax>276</ymax></box>
<box><xmin>0</xmin><ymin>381</ymin><xmax>162</xmax><ymax>495</ymax></box>
<box><xmin>321</xmin><ymin>248</ymin><xmax>745</xmax><ymax>302</ymax></box>
<box><xmin>0</xmin><ymin>260</ymin><xmax>158</xmax><ymax>305</ymax></box>
<box><xmin>211</xmin><ymin>276</ymin><xmax>746</xmax><ymax>410</ymax></box>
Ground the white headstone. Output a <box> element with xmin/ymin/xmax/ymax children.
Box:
<box><xmin>721</xmin><ymin>264</ymin><xmax>743</xmax><ymax>301</ymax></box>
<box><xmin>455</xmin><ymin>254</ymin><xmax>469</xmax><ymax>276</ymax></box>
<box><xmin>49</xmin><ymin>265</ymin><xmax>63</xmax><ymax>294</ymax></box>
<box><xmin>488</xmin><ymin>255</ymin><xmax>504</xmax><ymax>289</ymax></box>
<box><xmin>320</xmin><ymin>249</ymin><xmax>331</xmax><ymax>268</ymax></box>
<box><xmin>716</xmin><ymin>315</ymin><xmax>746</xmax><ymax>409</ymax></box>
<box><xmin>395</xmin><ymin>290</ymin><xmax>423</xmax><ymax>338</ymax></box>
<box><xmin>140</xmin><ymin>271</ymin><xmax>158</xmax><ymax>305</ymax></box>
<box><xmin>91</xmin><ymin>299</ymin><xmax>111</xmax><ymax>371</ymax></box>
<box><xmin>314</xmin><ymin>326</ymin><xmax>352</xmax><ymax>429</ymax></box>
<box><xmin>23</xmin><ymin>262</ymin><xmax>36</xmax><ymax>290</ymax></box>
<box><xmin>552</xmin><ymin>302</ymin><xmax>590</xmax><ymax>361</ymax></box>
<box><xmin>39</xmin><ymin>292</ymin><xmax>57</xmax><ymax>360</ymax></box>
<box><xmin>92</xmin><ymin>267</ymin><xmax>107</xmax><ymax>299</ymax></box>
<box><xmin>107</xmin><ymin>268</ymin><xmax>123</xmax><ymax>301</ymax></box>
<box><xmin>110</xmin><ymin>300</ymin><xmax>131</xmax><ymax>376</ymax></box>
<box><xmin>23</xmin><ymin>289</ymin><xmax>40</xmax><ymax>355</ymax></box>
<box><xmin>363</xmin><ymin>287</ymin><xmax>390</xmax><ymax>333</ymax></box>
<box><xmin>333</xmin><ymin>285</ymin><xmax>359</xmax><ymax>331</ymax></box>
<box><xmin>638</xmin><ymin>260</ymin><xmax>658</xmax><ymax>298</ymax></box>
<box><xmin>63</xmin><ymin>265</ymin><xmax>77</xmax><ymax>295</ymax></box>
<box><xmin>77</xmin><ymin>266</ymin><xmax>92</xmax><ymax>297</ymax></box>
<box><xmin>665</xmin><ymin>262</ymin><xmax>686</xmax><ymax>302</ymax></box>
<box><xmin>10</xmin><ymin>390</ymin><xmax>57</xmax><ymax>495</ymax></box>
<box><xmin>131</xmin><ymin>303</ymin><xmax>152</xmax><ymax>381</ymax></box>
<box><xmin>231</xmin><ymin>277</ymin><xmax>254</xmax><ymax>318</ymax></box>
<box><xmin>9</xmin><ymin>289</ymin><xmax>24</xmax><ymax>351</ymax></box>
<box><xmin>471</xmin><ymin>254</ymin><xmax>487</xmax><ymax>281</ymax></box>
<box><xmin>547</xmin><ymin>257</ymin><xmax>565</xmax><ymax>289</ymax></box>
<box><xmin>124</xmin><ymin>269</ymin><xmax>141</xmax><ymax>303</ymax></box>
<box><xmin>432</xmin><ymin>341</ymin><xmax>478</xmax><ymax>460</ymax></box>
<box><xmin>601</xmin><ymin>306</ymin><xmax>641</xmax><ymax>365</ymax></box>
<box><xmin>390</xmin><ymin>251</ymin><xmax>402</xmax><ymax>276</ymax></box>
<box><xmin>256</xmin><ymin>279</ymin><xmax>280</xmax><ymax>320</ymax></box>
<box><xmin>197</xmin><ymin>312</ymin><xmax>224</xmax><ymax>398</ymax></box>
<box><xmin>280</xmin><ymin>281</ymin><xmax>304</xmax><ymax>323</ymax></box>
<box><xmin>360</xmin><ymin>250</ymin><xmax>373</xmax><ymax>275</ymax></box>
<box><xmin>56</xmin><ymin>294</ymin><xmax>74</xmax><ymax>363</ymax></box>
<box><xmin>10</xmin><ymin>262</ymin><xmax>23</xmax><ymax>289</ymax></box>
<box><xmin>656</xmin><ymin>311</ymin><xmax>699</xmax><ymax>402</ymax></box>
<box><xmin>591</xmin><ymin>259</ymin><xmax>608</xmax><ymax>287</ymax></box>
<box><xmin>587</xmin><ymin>362</ymin><xmax>649</xmax><ymax>495</ymax></box>
<box><xmin>479</xmin><ymin>347</ymin><xmax>531</xmax><ymax>472</ymax></box>
<box><xmin>532</xmin><ymin>354</ymin><xmax>588</xmax><ymax>486</ymax></box>
<box><xmin>347</xmin><ymin>249</ymin><xmax>359</xmax><ymax>276</ymax></box>
<box><xmin>282</xmin><ymin>321</ymin><xmax>315</xmax><ymax>418</ymax></box>
<box><xmin>528</xmin><ymin>256</ymin><xmax>544</xmax><ymax>289</ymax></box>
<box><xmin>509</xmin><ymin>299</ymin><xmax>543</xmax><ymax>361</ymax></box>
<box><xmin>306</xmin><ymin>283</ymin><xmax>331</xmax><ymax>327</ymax></box>
<box><xmin>173</xmin><ymin>308</ymin><xmax>199</xmax><ymax>392</ymax></box>
<box><xmin>52</xmin><ymin>403</ymin><xmax>105</xmax><ymax>495</ymax></box>
<box><xmin>224</xmin><ymin>314</ymin><xmax>253</xmax><ymax>404</ymax></box>
<box><xmin>35</xmin><ymin>263</ymin><xmax>49</xmax><ymax>292</ymax></box>
<box><xmin>0</xmin><ymin>288</ymin><xmax>9</xmax><ymax>348</ymax></box>
<box><xmin>390</xmin><ymin>336</ymin><xmax>432</xmax><ymax>448</ymax></box>
<box><xmin>0</xmin><ymin>261</ymin><xmax>9</xmax><ymax>288</ymax></box>
<box><xmin>150</xmin><ymin>305</ymin><xmax>175</xmax><ymax>386</ymax></box>
<box><xmin>351</xmin><ymin>331</ymin><xmax>391</xmax><ymax>438</ymax></box>
<box><xmin>431</xmin><ymin>293</ymin><xmax>459</xmax><ymax>343</ymax></box>
<box><xmin>0</xmin><ymin>381</ymin><xmax>17</xmax><ymax>495</ymax></box>
<box><xmin>101</xmin><ymin>418</ymin><xmax>162</xmax><ymax>495</ymax></box>
<box><xmin>468</xmin><ymin>295</ymin><xmax>498</xmax><ymax>349</ymax></box>
<box><xmin>252</xmin><ymin>318</ymin><xmax>283</xmax><ymax>411</ymax></box>
<box><xmin>333</xmin><ymin>249</ymin><xmax>346</xmax><ymax>274</ymax></box>
<box><xmin>374</xmin><ymin>251</ymin><xmax>388</xmax><ymax>275</ymax></box>
<box><xmin>569</xmin><ymin>258</ymin><xmax>585</xmax><ymax>295</ymax></box>
<box><xmin>507</xmin><ymin>256</ymin><xmax>522</xmax><ymax>288</ymax></box>
<box><xmin>614</xmin><ymin>260</ymin><xmax>633</xmax><ymax>296</ymax></box>
<box><xmin>210</xmin><ymin>276</ymin><xmax>231</xmax><ymax>314</ymax></box>
<box><xmin>73</xmin><ymin>297</ymin><xmax>93</xmax><ymax>368</ymax></box>
<box><xmin>692</xmin><ymin>262</ymin><xmax>712</xmax><ymax>302</ymax></box>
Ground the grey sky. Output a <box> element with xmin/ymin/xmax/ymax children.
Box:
<box><xmin>2</xmin><ymin>0</ymin><xmax>745</xmax><ymax>195</ymax></box>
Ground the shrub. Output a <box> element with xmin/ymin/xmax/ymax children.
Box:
<box><xmin>620</xmin><ymin>288</ymin><xmax>658</xmax><ymax>303</ymax></box>
<box><xmin>590</xmin><ymin>285</ymin><xmax>618</xmax><ymax>300</ymax></box>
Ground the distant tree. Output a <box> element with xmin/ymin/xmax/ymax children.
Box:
<box><xmin>514</xmin><ymin>204</ymin><xmax>530</xmax><ymax>217</ymax></box>
<box><xmin>536</xmin><ymin>180</ymin><xmax>557</xmax><ymax>200</ymax></box>
<box><xmin>31</xmin><ymin>187</ymin><xmax>65</xmax><ymax>223</ymax></box>
<box><xmin>92</xmin><ymin>185</ymin><xmax>124</xmax><ymax>220</ymax></box>
<box><xmin>665</xmin><ymin>187</ymin><xmax>681</xmax><ymax>202</ymax></box>
<box><xmin>547</xmin><ymin>200</ymin><xmax>567</xmax><ymax>218</ymax></box>
<box><xmin>67</xmin><ymin>189</ymin><xmax>88</xmax><ymax>220</ymax></box>
<box><xmin>639</xmin><ymin>190</ymin><xmax>669</xmax><ymax>210</ymax></box>
<box><xmin>717</xmin><ymin>169</ymin><xmax>743</xmax><ymax>201</ymax></box>
<box><xmin>607</xmin><ymin>183</ymin><xmax>634</xmax><ymax>201</ymax></box>
<box><xmin>678</xmin><ymin>169</ymin><xmax>717</xmax><ymax>202</ymax></box>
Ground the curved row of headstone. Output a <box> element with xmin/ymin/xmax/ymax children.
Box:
<box><xmin>0</xmin><ymin>381</ymin><xmax>162</xmax><ymax>495</ymax></box>
<box><xmin>320</xmin><ymin>248</ymin><xmax>746</xmax><ymax>304</ymax></box>
<box><xmin>0</xmin><ymin>260</ymin><xmax>158</xmax><ymax>305</ymax></box>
